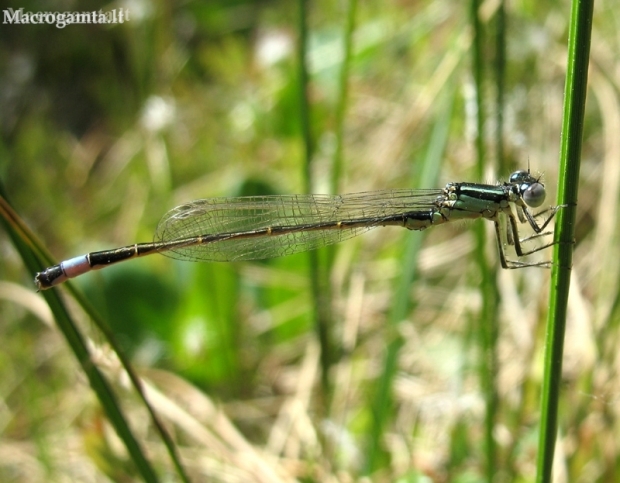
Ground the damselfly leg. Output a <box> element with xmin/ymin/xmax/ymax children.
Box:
<box><xmin>497</xmin><ymin>204</ymin><xmax>566</xmax><ymax>269</ymax></box>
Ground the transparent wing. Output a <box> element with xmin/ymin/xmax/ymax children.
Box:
<box><xmin>154</xmin><ymin>189</ymin><xmax>442</xmax><ymax>262</ymax></box>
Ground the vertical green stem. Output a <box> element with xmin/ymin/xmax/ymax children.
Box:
<box><xmin>494</xmin><ymin>0</ymin><xmax>507</xmax><ymax>175</ymax></box>
<box><xmin>536</xmin><ymin>0</ymin><xmax>594</xmax><ymax>481</ymax></box>
<box><xmin>470</xmin><ymin>0</ymin><xmax>499</xmax><ymax>480</ymax></box>
<box><xmin>365</xmin><ymin>86</ymin><xmax>454</xmax><ymax>475</ymax></box>
<box><xmin>297</xmin><ymin>0</ymin><xmax>313</xmax><ymax>189</ymax></box>
<box><xmin>331</xmin><ymin>0</ymin><xmax>358</xmax><ymax>195</ymax></box>
<box><xmin>297</xmin><ymin>0</ymin><xmax>332</xmax><ymax>392</ymax></box>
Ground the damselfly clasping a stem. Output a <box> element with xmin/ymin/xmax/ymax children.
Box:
<box><xmin>35</xmin><ymin>169</ymin><xmax>562</xmax><ymax>291</ymax></box>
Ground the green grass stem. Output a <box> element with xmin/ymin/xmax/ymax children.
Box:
<box><xmin>0</xmin><ymin>189</ymin><xmax>191</xmax><ymax>483</ymax></box>
<box><xmin>365</xmin><ymin>85</ymin><xmax>455</xmax><ymax>475</ymax></box>
<box><xmin>470</xmin><ymin>0</ymin><xmax>500</xmax><ymax>479</ymax></box>
<box><xmin>297</xmin><ymin>0</ymin><xmax>334</xmax><ymax>393</ymax></box>
<box><xmin>536</xmin><ymin>0</ymin><xmax>594</xmax><ymax>481</ymax></box>
<box><xmin>0</xmin><ymin>192</ymin><xmax>161</xmax><ymax>483</ymax></box>
<box><xmin>331</xmin><ymin>0</ymin><xmax>358</xmax><ymax>195</ymax></box>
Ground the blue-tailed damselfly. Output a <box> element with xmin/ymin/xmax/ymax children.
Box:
<box><xmin>34</xmin><ymin>169</ymin><xmax>561</xmax><ymax>291</ymax></box>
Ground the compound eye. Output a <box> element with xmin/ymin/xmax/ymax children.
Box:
<box><xmin>523</xmin><ymin>182</ymin><xmax>546</xmax><ymax>207</ymax></box>
<box><xmin>509</xmin><ymin>170</ymin><xmax>529</xmax><ymax>184</ymax></box>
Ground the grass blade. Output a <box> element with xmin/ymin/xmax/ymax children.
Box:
<box><xmin>536</xmin><ymin>0</ymin><xmax>595</xmax><ymax>481</ymax></box>
<box><xmin>470</xmin><ymin>0</ymin><xmax>500</xmax><ymax>478</ymax></box>
<box><xmin>0</xmin><ymin>192</ymin><xmax>161</xmax><ymax>483</ymax></box>
<box><xmin>297</xmin><ymin>0</ymin><xmax>335</xmax><ymax>394</ymax></box>
<box><xmin>365</xmin><ymin>85</ymin><xmax>455</xmax><ymax>474</ymax></box>
<box><xmin>0</xmin><ymin>187</ymin><xmax>191</xmax><ymax>482</ymax></box>
<box><xmin>331</xmin><ymin>0</ymin><xmax>358</xmax><ymax>195</ymax></box>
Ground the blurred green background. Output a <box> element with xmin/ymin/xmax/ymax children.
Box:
<box><xmin>1</xmin><ymin>0</ymin><xmax>618</xmax><ymax>481</ymax></box>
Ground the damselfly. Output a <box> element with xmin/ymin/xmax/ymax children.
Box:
<box><xmin>34</xmin><ymin>169</ymin><xmax>561</xmax><ymax>291</ymax></box>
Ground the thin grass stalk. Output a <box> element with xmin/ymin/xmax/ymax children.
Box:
<box><xmin>0</xmin><ymin>193</ymin><xmax>161</xmax><ymax>483</ymax></box>
<box><xmin>469</xmin><ymin>0</ymin><xmax>500</xmax><ymax>479</ymax></box>
<box><xmin>330</xmin><ymin>0</ymin><xmax>358</xmax><ymax>195</ymax></box>
<box><xmin>364</xmin><ymin>86</ymin><xmax>454</xmax><ymax>475</ymax></box>
<box><xmin>493</xmin><ymin>0</ymin><xmax>509</xmax><ymax>477</ymax></box>
<box><xmin>536</xmin><ymin>0</ymin><xmax>594</xmax><ymax>481</ymax></box>
<box><xmin>494</xmin><ymin>0</ymin><xmax>507</xmax><ymax>176</ymax></box>
<box><xmin>0</xmin><ymin>184</ymin><xmax>191</xmax><ymax>482</ymax></box>
<box><xmin>297</xmin><ymin>0</ymin><xmax>333</xmax><ymax>393</ymax></box>
<box><xmin>297</xmin><ymin>0</ymin><xmax>313</xmax><ymax>193</ymax></box>
<box><xmin>68</xmin><ymin>297</ymin><xmax>190</xmax><ymax>482</ymax></box>
<box><xmin>325</xmin><ymin>0</ymin><xmax>357</xmax><ymax>371</ymax></box>
<box><xmin>317</xmin><ymin>0</ymin><xmax>358</xmax><ymax>396</ymax></box>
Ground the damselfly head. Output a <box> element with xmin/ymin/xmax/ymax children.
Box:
<box><xmin>509</xmin><ymin>170</ymin><xmax>546</xmax><ymax>207</ymax></box>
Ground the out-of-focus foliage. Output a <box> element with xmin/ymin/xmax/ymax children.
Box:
<box><xmin>0</xmin><ymin>0</ymin><xmax>617</xmax><ymax>481</ymax></box>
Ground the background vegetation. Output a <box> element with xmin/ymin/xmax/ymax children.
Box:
<box><xmin>0</xmin><ymin>0</ymin><xmax>616</xmax><ymax>481</ymax></box>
